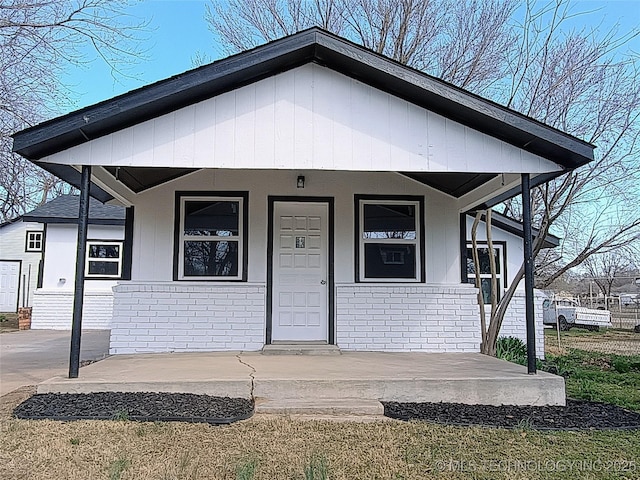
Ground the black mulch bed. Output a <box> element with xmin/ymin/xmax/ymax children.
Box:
<box><xmin>13</xmin><ymin>392</ymin><xmax>253</xmax><ymax>424</ymax></box>
<box><xmin>383</xmin><ymin>399</ymin><xmax>640</xmax><ymax>431</ymax></box>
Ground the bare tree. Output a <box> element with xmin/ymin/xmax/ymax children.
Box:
<box><xmin>584</xmin><ymin>250</ymin><xmax>639</xmax><ymax>297</ymax></box>
<box><xmin>206</xmin><ymin>0</ymin><xmax>518</xmax><ymax>92</ymax></box>
<box><xmin>1</xmin><ymin>0</ymin><xmax>149</xmax><ymax>222</ymax></box>
<box><xmin>205</xmin><ymin>0</ymin><xmax>640</xmax><ymax>356</ymax></box>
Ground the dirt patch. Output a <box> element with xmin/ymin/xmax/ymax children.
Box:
<box><xmin>0</xmin><ymin>313</ymin><xmax>19</xmax><ymax>333</ymax></box>
<box><xmin>0</xmin><ymin>385</ymin><xmax>36</xmax><ymax>418</ymax></box>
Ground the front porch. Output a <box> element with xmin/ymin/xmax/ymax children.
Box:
<box><xmin>37</xmin><ymin>352</ymin><xmax>566</xmax><ymax>413</ymax></box>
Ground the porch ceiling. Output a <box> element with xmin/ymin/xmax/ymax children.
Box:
<box><xmin>103</xmin><ymin>166</ymin><xmax>198</xmax><ymax>193</ymax></box>
<box><xmin>400</xmin><ymin>172</ymin><xmax>496</xmax><ymax>198</ymax></box>
<box><xmin>97</xmin><ymin>166</ymin><xmax>497</xmax><ymax>200</ymax></box>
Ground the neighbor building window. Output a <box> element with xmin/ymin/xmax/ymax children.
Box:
<box><xmin>175</xmin><ymin>193</ymin><xmax>248</xmax><ymax>281</ymax></box>
<box><xmin>25</xmin><ymin>231</ymin><xmax>43</xmax><ymax>252</ymax></box>
<box><xmin>86</xmin><ymin>241</ymin><xmax>123</xmax><ymax>278</ymax></box>
<box><xmin>466</xmin><ymin>243</ymin><xmax>505</xmax><ymax>304</ymax></box>
<box><xmin>356</xmin><ymin>197</ymin><xmax>423</xmax><ymax>282</ymax></box>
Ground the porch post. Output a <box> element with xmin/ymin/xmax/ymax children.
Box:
<box><xmin>69</xmin><ymin>165</ymin><xmax>91</xmax><ymax>378</ymax></box>
<box><xmin>521</xmin><ymin>173</ymin><xmax>536</xmax><ymax>374</ymax></box>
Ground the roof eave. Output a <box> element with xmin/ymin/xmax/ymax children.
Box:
<box><xmin>12</xmin><ymin>28</ymin><xmax>595</xmax><ymax>170</ymax></box>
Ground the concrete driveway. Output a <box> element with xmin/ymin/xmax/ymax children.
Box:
<box><xmin>0</xmin><ymin>330</ymin><xmax>110</xmax><ymax>396</ymax></box>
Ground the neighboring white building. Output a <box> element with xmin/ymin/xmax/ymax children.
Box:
<box><xmin>0</xmin><ymin>218</ymin><xmax>43</xmax><ymax>312</ymax></box>
<box><xmin>12</xmin><ymin>29</ymin><xmax>594</xmax><ymax>356</ymax></box>
<box><xmin>21</xmin><ymin>195</ymin><xmax>126</xmax><ymax>329</ymax></box>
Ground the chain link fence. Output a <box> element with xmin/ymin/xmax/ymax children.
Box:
<box><xmin>545</xmin><ymin>303</ymin><xmax>640</xmax><ymax>356</ymax></box>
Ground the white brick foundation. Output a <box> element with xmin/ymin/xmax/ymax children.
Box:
<box><xmin>335</xmin><ymin>284</ymin><xmax>481</xmax><ymax>352</ymax></box>
<box><xmin>110</xmin><ymin>282</ymin><xmax>266</xmax><ymax>354</ymax></box>
<box><xmin>498</xmin><ymin>289</ymin><xmax>546</xmax><ymax>359</ymax></box>
<box><xmin>108</xmin><ymin>282</ymin><xmax>543</xmax><ymax>356</ymax></box>
<box><xmin>31</xmin><ymin>289</ymin><xmax>113</xmax><ymax>330</ymax></box>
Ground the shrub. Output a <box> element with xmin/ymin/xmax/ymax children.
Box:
<box><xmin>496</xmin><ymin>336</ymin><xmax>527</xmax><ymax>365</ymax></box>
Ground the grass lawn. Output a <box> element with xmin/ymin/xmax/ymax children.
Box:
<box><xmin>542</xmin><ymin>329</ymin><xmax>640</xmax><ymax>412</ymax></box>
<box><xmin>1</xmin><ymin>332</ymin><xmax>638</xmax><ymax>479</ymax></box>
<box><xmin>1</xmin><ymin>388</ymin><xmax>638</xmax><ymax>480</ymax></box>
<box><xmin>544</xmin><ymin>328</ymin><xmax>640</xmax><ymax>356</ymax></box>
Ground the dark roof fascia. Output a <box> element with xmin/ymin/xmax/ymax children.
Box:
<box><xmin>21</xmin><ymin>216</ymin><xmax>125</xmax><ymax>226</ymax></box>
<box><xmin>465</xmin><ymin>211</ymin><xmax>560</xmax><ymax>249</ymax></box>
<box><xmin>13</xmin><ymin>28</ymin><xmax>594</xmax><ymax>170</ymax></box>
<box><xmin>35</xmin><ymin>163</ymin><xmax>114</xmax><ymax>203</ymax></box>
<box><xmin>311</xmin><ymin>33</ymin><xmax>594</xmax><ymax>169</ymax></box>
<box><xmin>0</xmin><ymin>216</ymin><xmax>24</xmax><ymax>229</ymax></box>
<box><xmin>470</xmin><ymin>171</ymin><xmax>560</xmax><ymax>211</ymax></box>
<box><xmin>13</xmin><ymin>31</ymin><xmax>319</xmax><ymax>160</ymax></box>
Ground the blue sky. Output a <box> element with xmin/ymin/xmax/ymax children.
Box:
<box><xmin>60</xmin><ymin>0</ymin><xmax>640</xmax><ymax>113</ymax></box>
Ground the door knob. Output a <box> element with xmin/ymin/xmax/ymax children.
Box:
<box><xmin>320</xmin><ymin>280</ymin><xmax>327</xmax><ymax>285</ymax></box>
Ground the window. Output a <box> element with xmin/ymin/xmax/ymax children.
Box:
<box><xmin>176</xmin><ymin>194</ymin><xmax>247</xmax><ymax>280</ymax></box>
<box><xmin>86</xmin><ymin>241</ymin><xmax>123</xmax><ymax>278</ymax></box>
<box><xmin>357</xmin><ymin>197</ymin><xmax>423</xmax><ymax>282</ymax></box>
<box><xmin>466</xmin><ymin>243</ymin><xmax>505</xmax><ymax>304</ymax></box>
<box><xmin>25</xmin><ymin>231</ymin><xmax>43</xmax><ymax>252</ymax></box>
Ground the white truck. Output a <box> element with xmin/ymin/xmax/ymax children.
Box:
<box><xmin>542</xmin><ymin>298</ymin><xmax>612</xmax><ymax>331</ymax></box>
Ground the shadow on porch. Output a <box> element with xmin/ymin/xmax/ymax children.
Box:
<box><xmin>37</xmin><ymin>352</ymin><xmax>565</xmax><ymax>415</ymax></box>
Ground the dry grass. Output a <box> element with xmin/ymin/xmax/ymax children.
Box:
<box><xmin>546</xmin><ymin>329</ymin><xmax>640</xmax><ymax>356</ymax></box>
<box><xmin>1</xmin><ymin>390</ymin><xmax>639</xmax><ymax>479</ymax></box>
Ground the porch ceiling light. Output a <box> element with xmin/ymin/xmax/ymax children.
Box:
<box><xmin>297</xmin><ymin>175</ymin><xmax>305</xmax><ymax>188</ymax></box>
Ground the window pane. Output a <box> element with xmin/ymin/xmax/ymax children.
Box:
<box><xmin>466</xmin><ymin>247</ymin><xmax>500</xmax><ymax>274</ymax></box>
<box><xmin>363</xmin><ymin>204</ymin><xmax>416</xmax><ymax>239</ymax></box>
<box><xmin>184</xmin><ymin>240</ymin><xmax>239</xmax><ymax>277</ymax></box>
<box><xmin>479</xmin><ymin>278</ymin><xmax>501</xmax><ymax>304</ymax></box>
<box><xmin>184</xmin><ymin>201</ymin><xmax>239</xmax><ymax>237</ymax></box>
<box><xmin>88</xmin><ymin>261</ymin><xmax>119</xmax><ymax>276</ymax></box>
<box><xmin>88</xmin><ymin>244</ymin><xmax>120</xmax><ymax>259</ymax></box>
<box><xmin>364</xmin><ymin>244</ymin><xmax>416</xmax><ymax>278</ymax></box>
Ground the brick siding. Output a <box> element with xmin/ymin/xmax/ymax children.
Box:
<box><xmin>335</xmin><ymin>284</ymin><xmax>481</xmax><ymax>352</ymax></box>
<box><xmin>109</xmin><ymin>282</ymin><xmax>266</xmax><ymax>354</ymax></box>
<box><xmin>31</xmin><ymin>290</ymin><xmax>113</xmax><ymax>329</ymax></box>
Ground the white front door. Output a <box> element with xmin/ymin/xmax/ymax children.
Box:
<box><xmin>0</xmin><ymin>261</ymin><xmax>20</xmax><ymax>312</ymax></box>
<box><xmin>271</xmin><ymin>202</ymin><xmax>329</xmax><ymax>342</ymax></box>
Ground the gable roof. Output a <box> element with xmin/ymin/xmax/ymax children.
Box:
<box><xmin>11</xmin><ymin>28</ymin><xmax>595</xmax><ymax>203</ymax></box>
<box><xmin>467</xmin><ymin>211</ymin><xmax>560</xmax><ymax>249</ymax></box>
<box><xmin>21</xmin><ymin>194</ymin><xmax>125</xmax><ymax>225</ymax></box>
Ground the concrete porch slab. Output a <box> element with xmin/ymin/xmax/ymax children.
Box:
<box><xmin>37</xmin><ymin>352</ymin><xmax>566</xmax><ymax>408</ymax></box>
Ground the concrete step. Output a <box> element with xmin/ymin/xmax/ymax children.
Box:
<box><xmin>255</xmin><ymin>397</ymin><xmax>383</xmax><ymax>416</ymax></box>
<box><xmin>262</xmin><ymin>344</ymin><xmax>341</xmax><ymax>355</ymax></box>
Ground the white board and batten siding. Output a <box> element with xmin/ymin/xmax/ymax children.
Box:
<box><xmin>129</xmin><ymin>169</ymin><xmax>461</xmax><ymax>285</ymax></box>
<box><xmin>42</xmin><ymin>64</ymin><xmax>562</xmax><ymax>175</ymax></box>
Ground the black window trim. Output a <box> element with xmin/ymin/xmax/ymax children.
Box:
<box><xmin>354</xmin><ymin>194</ymin><xmax>425</xmax><ymax>283</ymax></box>
<box><xmin>173</xmin><ymin>191</ymin><xmax>249</xmax><ymax>282</ymax></box>
<box><xmin>465</xmin><ymin>240</ymin><xmax>508</xmax><ymax>304</ymax></box>
<box><xmin>24</xmin><ymin>230</ymin><xmax>44</xmax><ymax>252</ymax></box>
<box><xmin>85</xmin><ymin>238</ymin><xmax>125</xmax><ymax>280</ymax></box>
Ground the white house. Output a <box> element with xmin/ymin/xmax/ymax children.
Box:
<box><xmin>12</xmin><ymin>29</ymin><xmax>594</xmax><ymax>359</ymax></box>
<box><xmin>0</xmin><ymin>218</ymin><xmax>43</xmax><ymax>312</ymax></box>
<box><xmin>22</xmin><ymin>195</ymin><xmax>126</xmax><ymax>329</ymax></box>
